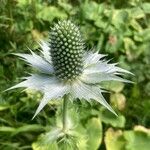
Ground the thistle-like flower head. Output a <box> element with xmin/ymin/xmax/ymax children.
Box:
<box><xmin>8</xmin><ymin>20</ymin><xmax>132</xmax><ymax>118</ymax></box>
<box><xmin>50</xmin><ymin>21</ymin><xmax>84</xmax><ymax>81</ymax></box>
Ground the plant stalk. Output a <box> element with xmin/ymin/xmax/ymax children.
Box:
<box><xmin>62</xmin><ymin>94</ymin><xmax>69</xmax><ymax>132</ymax></box>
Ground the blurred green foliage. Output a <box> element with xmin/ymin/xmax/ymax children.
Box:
<box><xmin>0</xmin><ymin>0</ymin><xmax>150</xmax><ymax>149</ymax></box>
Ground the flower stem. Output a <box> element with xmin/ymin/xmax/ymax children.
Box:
<box><xmin>62</xmin><ymin>94</ymin><xmax>69</xmax><ymax>132</ymax></box>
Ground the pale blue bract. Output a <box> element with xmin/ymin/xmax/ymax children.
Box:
<box><xmin>8</xmin><ymin>40</ymin><xmax>132</xmax><ymax>119</ymax></box>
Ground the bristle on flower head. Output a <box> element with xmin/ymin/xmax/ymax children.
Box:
<box><xmin>50</xmin><ymin>20</ymin><xmax>84</xmax><ymax>82</ymax></box>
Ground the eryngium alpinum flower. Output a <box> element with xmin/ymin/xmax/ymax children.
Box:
<box><xmin>8</xmin><ymin>20</ymin><xmax>132</xmax><ymax>118</ymax></box>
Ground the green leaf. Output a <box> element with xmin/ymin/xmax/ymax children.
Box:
<box><xmin>32</xmin><ymin>142</ymin><xmax>58</xmax><ymax>150</ymax></box>
<box><xmin>99</xmin><ymin>108</ymin><xmax>126</xmax><ymax>128</ymax></box>
<box><xmin>141</xmin><ymin>28</ymin><xmax>150</xmax><ymax>41</ymax></box>
<box><xmin>76</xmin><ymin>134</ymin><xmax>87</xmax><ymax>150</ymax></box>
<box><xmin>105</xmin><ymin>33</ymin><xmax>124</xmax><ymax>53</ymax></box>
<box><xmin>94</xmin><ymin>19</ymin><xmax>107</xmax><ymax>29</ymax></box>
<box><xmin>58</xmin><ymin>0</ymin><xmax>73</xmax><ymax>13</ymax></box>
<box><xmin>112</xmin><ymin>10</ymin><xmax>129</xmax><ymax>26</ymax></box>
<box><xmin>110</xmin><ymin>93</ymin><xmax>126</xmax><ymax>111</ymax></box>
<box><xmin>105</xmin><ymin>128</ymin><xmax>126</xmax><ymax>150</ymax></box>
<box><xmin>105</xmin><ymin>126</ymin><xmax>150</xmax><ymax>150</ymax></box>
<box><xmin>142</xmin><ymin>3</ymin><xmax>150</xmax><ymax>14</ymax></box>
<box><xmin>37</xmin><ymin>6</ymin><xmax>67</xmax><ymax>21</ymax></box>
<box><xmin>130</xmin><ymin>7</ymin><xmax>145</xmax><ymax>19</ymax></box>
<box><xmin>124</xmin><ymin>37</ymin><xmax>136</xmax><ymax>51</ymax></box>
<box><xmin>16</xmin><ymin>0</ymin><xmax>29</xmax><ymax>7</ymax></box>
<box><xmin>12</xmin><ymin>124</ymin><xmax>44</xmax><ymax>136</ymax></box>
<box><xmin>124</xmin><ymin>130</ymin><xmax>150</xmax><ymax>150</ymax></box>
<box><xmin>0</xmin><ymin>65</ymin><xmax>4</xmax><ymax>77</ymax></box>
<box><xmin>102</xmin><ymin>81</ymin><xmax>124</xmax><ymax>93</ymax></box>
<box><xmin>81</xmin><ymin>1</ymin><xmax>104</xmax><ymax>21</ymax></box>
<box><xmin>96</xmin><ymin>34</ymin><xmax>105</xmax><ymax>50</ymax></box>
<box><xmin>86</xmin><ymin>117</ymin><xmax>102</xmax><ymax>150</ymax></box>
<box><xmin>0</xmin><ymin>105</ymin><xmax>10</xmax><ymax>111</ymax></box>
<box><xmin>130</xmin><ymin>19</ymin><xmax>142</xmax><ymax>31</ymax></box>
<box><xmin>0</xmin><ymin>126</ymin><xmax>15</xmax><ymax>132</ymax></box>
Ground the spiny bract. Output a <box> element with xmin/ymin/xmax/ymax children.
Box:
<box><xmin>7</xmin><ymin>20</ymin><xmax>133</xmax><ymax>118</ymax></box>
<box><xmin>50</xmin><ymin>21</ymin><xmax>84</xmax><ymax>81</ymax></box>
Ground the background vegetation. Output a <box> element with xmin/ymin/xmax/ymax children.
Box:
<box><xmin>0</xmin><ymin>0</ymin><xmax>150</xmax><ymax>149</ymax></box>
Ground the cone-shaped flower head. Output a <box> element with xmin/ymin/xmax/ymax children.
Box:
<box><xmin>7</xmin><ymin>20</ymin><xmax>133</xmax><ymax>118</ymax></box>
<box><xmin>50</xmin><ymin>21</ymin><xmax>84</xmax><ymax>81</ymax></box>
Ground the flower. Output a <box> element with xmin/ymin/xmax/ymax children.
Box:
<box><xmin>8</xmin><ymin>20</ymin><xmax>132</xmax><ymax>119</ymax></box>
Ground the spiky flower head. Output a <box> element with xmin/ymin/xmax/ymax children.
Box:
<box><xmin>7</xmin><ymin>20</ymin><xmax>132</xmax><ymax>118</ymax></box>
<box><xmin>50</xmin><ymin>21</ymin><xmax>84</xmax><ymax>81</ymax></box>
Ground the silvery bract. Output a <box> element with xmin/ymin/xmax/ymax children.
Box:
<box><xmin>8</xmin><ymin>20</ymin><xmax>132</xmax><ymax>118</ymax></box>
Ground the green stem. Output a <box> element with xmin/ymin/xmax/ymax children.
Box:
<box><xmin>62</xmin><ymin>94</ymin><xmax>69</xmax><ymax>132</ymax></box>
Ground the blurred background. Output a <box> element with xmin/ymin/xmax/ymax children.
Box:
<box><xmin>0</xmin><ymin>0</ymin><xmax>150</xmax><ymax>149</ymax></box>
